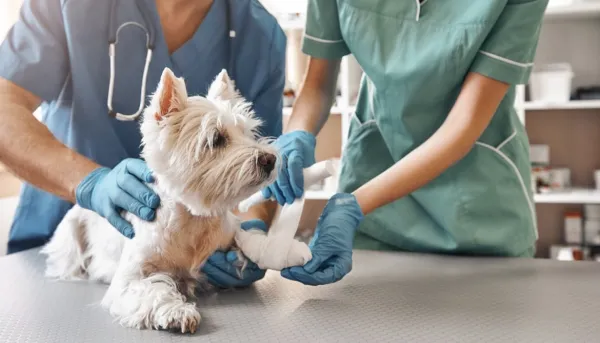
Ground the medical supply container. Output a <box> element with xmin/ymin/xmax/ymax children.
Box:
<box><xmin>530</xmin><ymin>144</ymin><xmax>550</xmax><ymax>165</ymax></box>
<box><xmin>585</xmin><ymin>205</ymin><xmax>600</xmax><ymax>220</ymax></box>
<box><xmin>585</xmin><ymin>220</ymin><xmax>600</xmax><ymax>245</ymax></box>
<box><xmin>529</xmin><ymin>63</ymin><xmax>573</xmax><ymax>103</ymax></box>
<box><xmin>532</xmin><ymin>166</ymin><xmax>551</xmax><ymax>193</ymax></box>
<box><xmin>564</xmin><ymin>211</ymin><xmax>583</xmax><ymax>244</ymax></box>
<box><xmin>549</xmin><ymin>168</ymin><xmax>571</xmax><ymax>190</ymax></box>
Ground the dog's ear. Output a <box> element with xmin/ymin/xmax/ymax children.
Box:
<box><xmin>153</xmin><ymin>68</ymin><xmax>188</xmax><ymax>120</ymax></box>
<box><xmin>207</xmin><ymin>69</ymin><xmax>239</xmax><ymax>101</ymax></box>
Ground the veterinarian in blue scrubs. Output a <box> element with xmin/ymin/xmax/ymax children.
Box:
<box><xmin>0</xmin><ymin>0</ymin><xmax>284</xmax><ymax>288</ymax></box>
<box><xmin>265</xmin><ymin>0</ymin><xmax>549</xmax><ymax>286</ymax></box>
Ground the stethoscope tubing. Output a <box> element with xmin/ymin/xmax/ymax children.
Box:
<box><xmin>107</xmin><ymin>0</ymin><xmax>234</xmax><ymax>121</ymax></box>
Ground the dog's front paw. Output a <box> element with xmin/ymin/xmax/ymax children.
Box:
<box><xmin>154</xmin><ymin>302</ymin><xmax>201</xmax><ymax>334</ymax></box>
<box><xmin>288</xmin><ymin>240</ymin><xmax>312</xmax><ymax>267</ymax></box>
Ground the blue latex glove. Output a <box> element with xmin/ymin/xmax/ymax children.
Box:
<box><xmin>281</xmin><ymin>193</ymin><xmax>364</xmax><ymax>286</ymax></box>
<box><xmin>262</xmin><ymin>130</ymin><xmax>316</xmax><ymax>205</ymax></box>
<box><xmin>202</xmin><ymin>219</ymin><xmax>268</xmax><ymax>288</ymax></box>
<box><xmin>75</xmin><ymin>158</ymin><xmax>160</xmax><ymax>238</ymax></box>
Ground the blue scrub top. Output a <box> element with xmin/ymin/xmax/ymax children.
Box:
<box><xmin>0</xmin><ymin>0</ymin><xmax>286</xmax><ymax>254</ymax></box>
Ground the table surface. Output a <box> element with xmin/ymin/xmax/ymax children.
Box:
<box><xmin>1</xmin><ymin>249</ymin><xmax>600</xmax><ymax>343</ymax></box>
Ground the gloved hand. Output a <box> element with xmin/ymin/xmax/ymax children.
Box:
<box><xmin>281</xmin><ymin>193</ymin><xmax>364</xmax><ymax>286</ymax></box>
<box><xmin>262</xmin><ymin>130</ymin><xmax>316</xmax><ymax>205</ymax></box>
<box><xmin>75</xmin><ymin>158</ymin><xmax>160</xmax><ymax>238</ymax></box>
<box><xmin>202</xmin><ymin>219</ymin><xmax>268</xmax><ymax>288</ymax></box>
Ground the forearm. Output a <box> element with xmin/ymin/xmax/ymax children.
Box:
<box><xmin>285</xmin><ymin>57</ymin><xmax>341</xmax><ymax>135</ymax></box>
<box><xmin>353</xmin><ymin>73</ymin><xmax>510</xmax><ymax>215</ymax></box>
<box><xmin>0</xmin><ymin>80</ymin><xmax>99</xmax><ymax>202</ymax></box>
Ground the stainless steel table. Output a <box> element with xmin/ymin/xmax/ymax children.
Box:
<box><xmin>1</xmin><ymin>248</ymin><xmax>600</xmax><ymax>342</ymax></box>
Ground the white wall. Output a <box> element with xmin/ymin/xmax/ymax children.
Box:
<box><xmin>0</xmin><ymin>0</ymin><xmax>23</xmax><ymax>40</ymax></box>
<box><xmin>0</xmin><ymin>0</ymin><xmax>24</xmax><ymax>255</ymax></box>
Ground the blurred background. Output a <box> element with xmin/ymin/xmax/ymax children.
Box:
<box><xmin>1</xmin><ymin>0</ymin><xmax>600</xmax><ymax>260</ymax></box>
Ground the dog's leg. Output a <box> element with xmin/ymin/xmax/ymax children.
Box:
<box><xmin>41</xmin><ymin>205</ymin><xmax>89</xmax><ymax>280</ymax></box>
<box><xmin>102</xmin><ymin>240</ymin><xmax>200</xmax><ymax>333</ymax></box>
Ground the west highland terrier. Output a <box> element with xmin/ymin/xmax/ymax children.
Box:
<box><xmin>40</xmin><ymin>68</ymin><xmax>278</xmax><ymax>333</ymax></box>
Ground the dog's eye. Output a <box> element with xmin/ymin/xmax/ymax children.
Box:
<box><xmin>211</xmin><ymin>132</ymin><xmax>227</xmax><ymax>148</ymax></box>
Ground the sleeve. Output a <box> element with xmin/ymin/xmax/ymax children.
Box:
<box><xmin>301</xmin><ymin>0</ymin><xmax>350</xmax><ymax>59</ymax></box>
<box><xmin>251</xmin><ymin>25</ymin><xmax>285</xmax><ymax>139</ymax></box>
<box><xmin>469</xmin><ymin>0</ymin><xmax>549</xmax><ymax>85</ymax></box>
<box><xmin>0</xmin><ymin>0</ymin><xmax>69</xmax><ymax>102</ymax></box>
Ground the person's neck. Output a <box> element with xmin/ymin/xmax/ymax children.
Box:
<box><xmin>156</xmin><ymin>0</ymin><xmax>213</xmax><ymax>16</ymax></box>
<box><xmin>155</xmin><ymin>0</ymin><xmax>214</xmax><ymax>53</ymax></box>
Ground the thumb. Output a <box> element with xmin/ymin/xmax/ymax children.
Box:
<box><xmin>241</xmin><ymin>219</ymin><xmax>267</xmax><ymax>232</ymax></box>
<box><xmin>302</xmin><ymin>252</ymin><xmax>328</xmax><ymax>274</ymax></box>
<box><xmin>107</xmin><ymin>211</ymin><xmax>135</xmax><ymax>238</ymax></box>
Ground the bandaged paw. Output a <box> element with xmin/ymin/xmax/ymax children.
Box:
<box><xmin>236</xmin><ymin>159</ymin><xmax>338</xmax><ymax>271</ymax></box>
<box><xmin>235</xmin><ymin>228</ymin><xmax>312</xmax><ymax>271</ymax></box>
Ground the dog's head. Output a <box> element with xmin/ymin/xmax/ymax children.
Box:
<box><xmin>140</xmin><ymin>68</ymin><xmax>278</xmax><ymax>215</ymax></box>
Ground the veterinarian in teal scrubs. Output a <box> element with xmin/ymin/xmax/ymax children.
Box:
<box><xmin>265</xmin><ymin>0</ymin><xmax>549</xmax><ymax>286</ymax></box>
<box><xmin>0</xmin><ymin>0</ymin><xmax>284</xmax><ymax>288</ymax></box>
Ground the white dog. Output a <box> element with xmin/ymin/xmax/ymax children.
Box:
<box><xmin>40</xmin><ymin>68</ymin><xmax>278</xmax><ymax>333</ymax></box>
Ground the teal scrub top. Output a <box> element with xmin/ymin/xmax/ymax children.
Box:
<box><xmin>0</xmin><ymin>0</ymin><xmax>286</xmax><ymax>254</ymax></box>
<box><xmin>303</xmin><ymin>0</ymin><xmax>549</xmax><ymax>257</ymax></box>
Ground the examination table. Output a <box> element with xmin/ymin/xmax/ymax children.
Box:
<box><xmin>1</xmin><ymin>248</ymin><xmax>599</xmax><ymax>342</ymax></box>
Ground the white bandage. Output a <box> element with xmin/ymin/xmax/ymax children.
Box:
<box><xmin>237</xmin><ymin>159</ymin><xmax>337</xmax><ymax>213</ymax></box>
<box><xmin>235</xmin><ymin>159</ymin><xmax>338</xmax><ymax>270</ymax></box>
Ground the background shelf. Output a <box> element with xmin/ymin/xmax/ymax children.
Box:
<box><xmin>534</xmin><ymin>189</ymin><xmax>600</xmax><ymax>204</ymax></box>
<box><xmin>522</xmin><ymin>100</ymin><xmax>600</xmax><ymax>110</ymax></box>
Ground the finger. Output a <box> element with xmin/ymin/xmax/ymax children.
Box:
<box><xmin>202</xmin><ymin>265</ymin><xmax>240</xmax><ymax>288</ymax></box>
<box><xmin>202</xmin><ymin>259</ymin><xmax>260</xmax><ymax>287</ymax></box>
<box><xmin>123</xmin><ymin>159</ymin><xmax>154</xmax><ymax>183</ymax></box>
<box><xmin>123</xmin><ymin>159</ymin><xmax>155</xmax><ymax>183</ymax></box>
<box><xmin>271</xmin><ymin>181</ymin><xmax>286</xmax><ymax>206</ymax></box>
<box><xmin>106</xmin><ymin>210</ymin><xmax>135</xmax><ymax>238</ymax></box>
<box><xmin>261</xmin><ymin>186</ymin><xmax>273</xmax><ymax>200</ymax></box>
<box><xmin>287</xmin><ymin>151</ymin><xmax>305</xmax><ymax>199</ymax></box>
<box><xmin>117</xmin><ymin>173</ymin><xmax>160</xmax><ymax>209</ymax></box>
<box><xmin>303</xmin><ymin>252</ymin><xmax>329</xmax><ymax>274</ymax></box>
<box><xmin>206</xmin><ymin>252</ymin><xmax>240</xmax><ymax>276</ymax></box>
<box><xmin>305</xmin><ymin>268</ymin><xmax>338</xmax><ymax>285</ymax></box>
<box><xmin>280</xmin><ymin>266</ymin><xmax>321</xmax><ymax>286</ymax></box>
<box><xmin>275</xmin><ymin>158</ymin><xmax>295</xmax><ymax>205</ymax></box>
<box><xmin>112</xmin><ymin>191</ymin><xmax>155</xmax><ymax>221</ymax></box>
<box><xmin>240</xmin><ymin>219</ymin><xmax>267</xmax><ymax>232</ymax></box>
<box><xmin>311</xmin><ymin>256</ymin><xmax>351</xmax><ymax>284</ymax></box>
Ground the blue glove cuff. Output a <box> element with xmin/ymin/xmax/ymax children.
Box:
<box><xmin>75</xmin><ymin>167</ymin><xmax>110</xmax><ymax>210</ymax></box>
<box><xmin>327</xmin><ymin>193</ymin><xmax>365</xmax><ymax>230</ymax></box>
<box><xmin>241</xmin><ymin>219</ymin><xmax>267</xmax><ymax>232</ymax></box>
<box><xmin>288</xmin><ymin>130</ymin><xmax>316</xmax><ymax>148</ymax></box>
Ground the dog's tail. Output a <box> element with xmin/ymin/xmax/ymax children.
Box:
<box><xmin>40</xmin><ymin>205</ymin><xmax>89</xmax><ymax>280</ymax></box>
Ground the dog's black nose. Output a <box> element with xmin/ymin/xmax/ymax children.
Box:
<box><xmin>258</xmin><ymin>153</ymin><xmax>276</xmax><ymax>173</ymax></box>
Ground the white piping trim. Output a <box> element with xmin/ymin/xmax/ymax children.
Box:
<box><xmin>475</xmin><ymin>141</ymin><xmax>539</xmax><ymax>239</ymax></box>
<box><xmin>303</xmin><ymin>33</ymin><xmax>344</xmax><ymax>44</ymax></box>
<box><xmin>479</xmin><ymin>51</ymin><xmax>534</xmax><ymax>68</ymax></box>
<box><xmin>351</xmin><ymin>113</ymin><xmax>377</xmax><ymax>127</ymax></box>
<box><xmin>496</xmin><ymin>130</ymin><xmax>517</xmax><ymax>151</ymax></box>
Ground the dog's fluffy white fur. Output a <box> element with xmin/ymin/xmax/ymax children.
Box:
<box><xmin>40</xmin><ymin>68</ymin><xmax>278</xmax><ymax>333</ymax></box>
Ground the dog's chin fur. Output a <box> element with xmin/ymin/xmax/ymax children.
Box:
<box><xmin>40</xmin><ymin>68</ymin><xmax>278</xmax><ymax>334</ymax></box>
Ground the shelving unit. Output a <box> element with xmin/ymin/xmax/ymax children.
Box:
<box><xmin>513</xmin><ymin>1</ymin><xmax>600</xmax><ymax>256</ymax></box>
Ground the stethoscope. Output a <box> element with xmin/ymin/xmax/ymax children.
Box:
<box><xmin>107</xmin><ymin>0</ymin><xmax>236</xmax><ymax>121</ymax></box>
